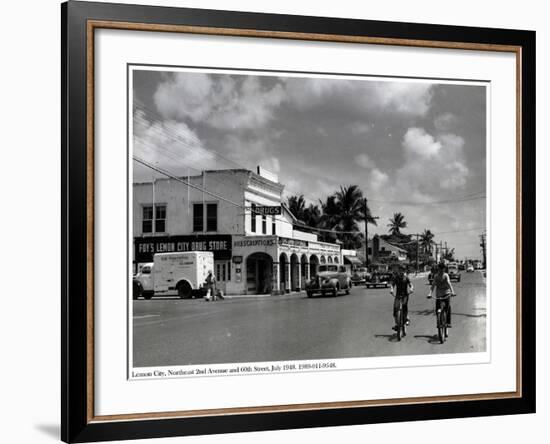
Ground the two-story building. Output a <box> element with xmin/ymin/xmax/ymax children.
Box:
<box><xmin>132</xmin><ymin>167</ymin><xmax>342</xmax><ymax>295</ymax></box>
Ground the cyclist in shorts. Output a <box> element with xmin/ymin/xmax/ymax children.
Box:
<box><xmin>428</xmin><ymin>262</ymin><xmax>455</xmax><ymax>327</ymax></box>
<box><xmin>390</xmin><ymin>265</ymin><xmax>414</xmax><ymax>331</ymax></box>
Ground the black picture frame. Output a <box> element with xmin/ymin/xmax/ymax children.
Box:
<box><xmin>62</xmin><ymin>1</ymin><xmax>536</xmax><ymax>442</ymax></box>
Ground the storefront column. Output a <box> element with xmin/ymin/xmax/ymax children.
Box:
<box><xmin>272</xmin><ymin>262</ymin><xmax>280</xmax><ymax>294</ymax></box>
<box><xmin>285</xmin><ymin>262</ymin><xmax>291</xmax><ymax>293</ymax></box>
<box><xmin>297</xmin><ymin>263</ymin><xmax>302</xmax><ymax>291</ymax></box>
<box><xmin>304</xmin><ymin>261</ymin><xmax>310</xmax><ymax>281</ymax></box>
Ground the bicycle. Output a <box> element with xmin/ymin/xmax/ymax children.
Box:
<box><xmin>392</xmin><ymin>290</ymin><xmax>413</xmax><ymax>341</ymax></box>
<box><xmin>427</xmin><ymin>293</ymin><xmax>456</xmax><ymax>344</ymax></box>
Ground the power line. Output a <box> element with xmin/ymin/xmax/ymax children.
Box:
<box><xmin>133</xmin><ymin>156</ymin><xmax>367</xmax><ymax>236</ymax></box>
<box><xmin>134</xmin><ymin>101</ymin><xmax>485</xmax><ymax>208</ymax></box>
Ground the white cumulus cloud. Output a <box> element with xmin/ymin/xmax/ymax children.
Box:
<box><xmin>154</xmin><ymin>73</ymin><xmax>286</xmax><ymax>130</ymax></box>
<box><xmin>355</xmin><ymin>153</ymin><xmax>375</xmax><ymax>169</ymax></box>
<box><xmin>402</xmin><ymin>127</ymin><xmax>442</xmax><ymax>158</ymax></box>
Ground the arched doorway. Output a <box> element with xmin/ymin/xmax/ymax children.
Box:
<box><xmin>279</xmin><ymin>253</ymin><xmax>289</xmax><ymax>292</ymax></box>
<box><xmin>334</xmin><ymin>256</ymin><xmax>339</xmax><ymax>264</ymax></box>
<box><xmin>310</xmin><ymin>254</ymin><xmax>319</xmax><ymax>278</ymax></box>
<box><xmin>246</xmin><ymin>252</ymin><xmax>273</xmax><ymax>294</ymax></box>
<box><xmin>320</xmin><ymin>255</ymin><xmax>326</xmax><ymax>264</ymax></box>
<box><xmin>300</xmin><ymin>254</ymin><xmax>309</xmax><ymax>289</ymax></box>
<box><xmin>327</xmin><ymin>256</ymin><xmax>333</xmax><ymax>264</ymax></box>
<box><xmin>290</xmin><ymin>254</ymin><xmax>299</xmax><ymax>291</ymax></box>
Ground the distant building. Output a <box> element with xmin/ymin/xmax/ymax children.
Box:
<box><xmin>366</xmin><ymin>236</ymin><xmax>408</xmax><ymax>263</ymax></box>
<box><xmin>132</xmin><ymin>167</ymin><xmax>341</xmax><ymax>295</ymax></box>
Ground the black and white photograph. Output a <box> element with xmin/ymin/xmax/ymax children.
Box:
<box><xmin>130</xmin><ymin>67</ymin><xmax>488</xmax><ymax>372</ymax></box>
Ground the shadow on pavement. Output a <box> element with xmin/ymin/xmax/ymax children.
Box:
<box><xmin>452</xmin><ymin>312</ymin><xmax>486</xmax><ymax>318</ymax></box>
<box><xmin>414</xmin><ymin>334</ymin><xmax>442</xmax><ymax>344</ymax></box>
<box><xmin>410</xmin><ymin>309</ymin><xmax>434</xmax><ymax>316</ymax></box>
<box><xmin>374</xmin><ymin>333</ymin><xmax>401</xmax><ymax>343</ymax></box>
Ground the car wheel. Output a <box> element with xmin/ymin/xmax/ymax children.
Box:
<box><xmin>144</xmin><ymin>292</ymin><xmax>152</xmax><ymax>300</ymax></box>
<box><xmin>307</xmin><ymin>291</ymin><xmax>313</xmax><ymax>298</ymax></box>
<box><xmin>177</xmin><ymin>281</ymin><xmax>192</xmax><ymax>299</ymax></box>
<box><xmin>132</xmin><ymin>281</ymin><xmax>142</xmax><ymax>300</ymax></box>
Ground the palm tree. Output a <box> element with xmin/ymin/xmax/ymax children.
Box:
<box><xmin>420</xmin><ymin>229</ymin><xmax>435</xmax><ymax>254</ymax></box>
<box><xmin>387</xmin><ymin>212</ymin><xmax>407</xmax><ymax>236</ymax></box>
<box><xmin>319</xmin><ymin>195</ymin><xmax>340</xmax><ymax>243</ymax></box>
<box><xmin>444</xmin><ymin>247</ymin><xmax>456</xmax><ymax>261</ymax></box>
<box><xmin>303</xmin><ymin>203</ymin><xmax>322</xmax><ymax>228</ymax></box>
<box><xmin>287</xmin><ymin>195</ymin><xmax>306</xmax><ymax>221</ymax></box>
<box><xmin>334</xmin><ymin>185</ymin><xmax>364</xmax><ymax>232</ymax></box>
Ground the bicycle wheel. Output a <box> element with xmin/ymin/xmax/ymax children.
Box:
<box><xmin>439</xmin><ymin>308</ymin><xmax>447</xmax><ymax>344</ymax></box>
<box><xmin>444</xmin><ymin>303</ymin><xmax>450</xmax><ymax>339</ymax></box>
<box><xmin>437</xmin><ymin>309</ymin><xmax>445</xmax><ymax>344</ymax></box>
<box><xmin>396</xmin><ymin>308</ymin><xmax>403</xmax><ymax>341</ymax></box>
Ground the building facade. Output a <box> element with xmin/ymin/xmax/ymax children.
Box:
<box><xmin>132</xmin><ymin>168</ymin><xmax>342</xmax><ymax>295</ymax></box>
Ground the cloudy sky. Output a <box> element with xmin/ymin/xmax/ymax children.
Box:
<box><xmin>132</xmin><ymin>68</ymin><xmax>487</xmax><ymax>259</ymax></box>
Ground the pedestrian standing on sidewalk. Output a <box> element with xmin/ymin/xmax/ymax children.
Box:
<box><xmin>204</xmin><ymin>270</ymin><xmax>217</xmax><ymax>301</ymax></box>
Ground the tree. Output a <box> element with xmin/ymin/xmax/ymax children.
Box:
<box><xmin>287</xmin><ymin>195</ymin><xmax>307</xmax><ymax>221</ymax></box>
<box><xmin>333</xmin><ymin>185</ymin><xmax>366</xmax><ymax>249</ymax></box>
<box><xmin>420</xmin><ymin>229</ymin><xmax>435</xmax><ymax>255</ymax></box>
<box><xmin>443</xmin><ymin>248</ymin><xmax>455</xmax><ymax>261</ymax></box>
<box><xmin>387</xmin><ymin>212</ymin><xmax>407</xmax><ymax>236</ymax></box>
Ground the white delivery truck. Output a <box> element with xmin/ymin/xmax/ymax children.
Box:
<box><xmin>133</xmin><ymin>251</ymin><xmax>214</xmax><ymax>299</ymax></box>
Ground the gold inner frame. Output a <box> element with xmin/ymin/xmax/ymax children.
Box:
<box><xmin>85</xmin><ymin>19</ymin><xmax>523</xmax><ymax>423</ymax></box>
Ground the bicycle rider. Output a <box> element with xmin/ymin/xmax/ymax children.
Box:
<box><xmin>390</xmin><ymin>265</ymin><xmax>414</xmax><ymax>331</ymax></box>
<box><xmin>428</xmin><ymin>262</ymin><xmax>455</xmax><ymax>327</ymax></box>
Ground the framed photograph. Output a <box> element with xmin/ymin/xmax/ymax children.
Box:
<box><xmin>62</xmin><ymin>1</ymin><xmax>535</xmax><ymax>442</ymax></box>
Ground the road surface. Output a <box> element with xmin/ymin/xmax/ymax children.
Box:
<box><xmin>133</xmin><ymin>270</ymin><xmax>486</xmax><ymax>367</ymax></box>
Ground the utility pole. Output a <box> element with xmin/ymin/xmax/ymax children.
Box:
<box><xmin>411</xmin><ymin>233</ymin><xmax>421</xmax><ymax>275</ymax></box>
<box><xmin>480</xmin><ymin>232</ymin><xmax>487</xmax><ymax>269</ymax></box>
<box><xmin>363</xmin><ymin>198</ymin><xmax>379</xmax><ymax>267</ymax></box>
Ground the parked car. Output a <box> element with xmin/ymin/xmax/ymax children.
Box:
<box><xmin>350</xmin><ymin>267</ymin><xmax>371</xmax><ymax>286</ymax></box>
<box><xmin>448</xmin><ymin>264</ymin><xmax>461</xmax><ymax>282</ymax></box>
<box><xmin>466</xmin><ymin>264</ymin><xmax>475</xmax><ymax>272</ymax></box>
<box><xmin>366</xmin><ymin>263</ymin><xmax>393</xmax><ymax>289</ymax></box>
<box><xmin>306</xmin><ymin>264</ymin><xmax>352</xmax><ymax>297</ymax></box>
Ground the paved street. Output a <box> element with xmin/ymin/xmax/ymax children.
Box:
<box><xmin>133</xmin><ymin>271</ymin><xmax>486</xmax><ymax>367</ymax></box>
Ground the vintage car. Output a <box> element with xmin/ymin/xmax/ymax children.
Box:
<box><xmin>448</xmin><ymin>264</ymin><xmax>461</xmax><ymax>282</ymax></box>
<box><xmin>350</xmin><ymin>267</ymin><xmax>371</xmax><ymax>285</ymax></box>
<box><xmin>466</xmin><ymin>264</ymin><xmax>475</xmax><ymax>272</ymax></box>
<box><xmin>306</xmin><ymin>264</ymin><xmax>352</xmax><ymax>297</ymax></box>
<box><xmin>366</xmin><ymin>263</ymin><xmax>393</xmax><ymax>289</ymax></box>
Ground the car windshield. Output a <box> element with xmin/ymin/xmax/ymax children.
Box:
<box><xmin>318</xmin><ymin>265</ymin><xmax>338</xmax><ymax>273</ymax></box>
<box><xmin>141</xmin><ymin>266</ymin><xmax>151</xmax><ymax>274</ymax></box>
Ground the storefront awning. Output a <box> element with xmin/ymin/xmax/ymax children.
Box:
<box><xmin>344</xmin><ymin>255</ymin><xmax>363</xmax><ymax>266</ymax></box>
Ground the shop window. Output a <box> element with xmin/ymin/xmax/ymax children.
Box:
<box><xmin>206</xmin><ymin>203</ymin><xmax>217</xmax><ymax>232</ymax></box>
<box><xmin>215</xmin><ymin>262</ymin><xmax>230</xmax><ymax>282</ymax></box>
<box><xmin>262</xmin><ymin>215</ymin><xmax>267</xmax><ymax>234</ymax></box>
<box><xmin>193</xmin><ymin>203</ymin><xmax>203</xmax><ymax>232</ymax></box>
<box><xmin>155</xmin><ymin>205</ymin><xmax>166</xmax><ymax>233</ymax></box>
<box><xmin>272</xmin><ymin>216</ymin><xmax>276</xmax><ymax>235</ymax></box>
<box><xmin>142</xmin><ymin>206</ymin><xmax>153</xmax><ymax>233</ymax></box>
